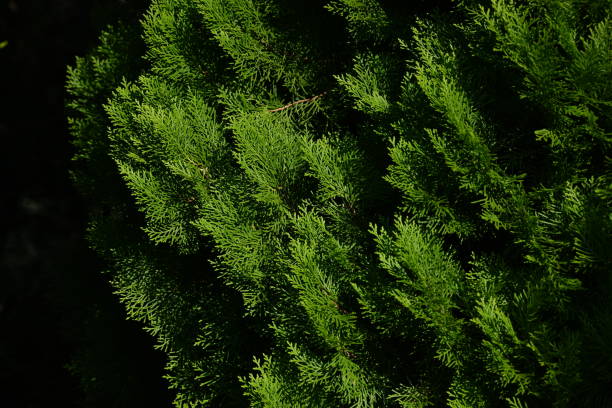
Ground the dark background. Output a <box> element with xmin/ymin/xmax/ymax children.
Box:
<box><xmin>0</xmin><ymin>1</ymin><xmax>170</xmax><ymax>405</ymax></box>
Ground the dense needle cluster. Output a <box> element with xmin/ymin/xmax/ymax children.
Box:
<box><xmin>66</xmin><ymin>0</ymin><xmax>612</xmax><ymax>406</ymax></box>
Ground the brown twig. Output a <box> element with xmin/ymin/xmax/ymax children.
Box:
<box><xmin>268</xmin><ymin>91</ymin><xmax>327</xmax><ymax>113</ymax></box>
<box><xmin>319</xmin><ymin>285</ymin><xmax>350</xmax><ymax>315</ymax></box>
<box><xmin>340</xmin><ymin>348</ymin><xmax>357</xmax><ymax>360</ymax></box>
<box><xmin>187</xmin><ymin>158</ymin><xmax>210</xmax><ymax>180</ymax></box>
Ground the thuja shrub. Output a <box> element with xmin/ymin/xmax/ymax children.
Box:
<box><xmin>67</xmin><ymin>0</ymin><xmax>612</xmax><ymax>406</ymax></box>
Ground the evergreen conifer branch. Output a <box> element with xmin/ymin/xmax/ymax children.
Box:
<box><xmin>67</xmin><ymin>0</ymin><xmax>612</xmax><ymax>405</ymax></box>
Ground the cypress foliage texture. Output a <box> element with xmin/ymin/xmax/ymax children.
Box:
<box><xmin>67</xmin><ymin>0</ymin><xmax>612</xmax><ymax>406</ymax></box>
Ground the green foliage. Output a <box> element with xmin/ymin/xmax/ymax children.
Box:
<box><xmin>67</xmin><ymin>0</ymin><xmax>612</xmax><ymax>406</ymax></box>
